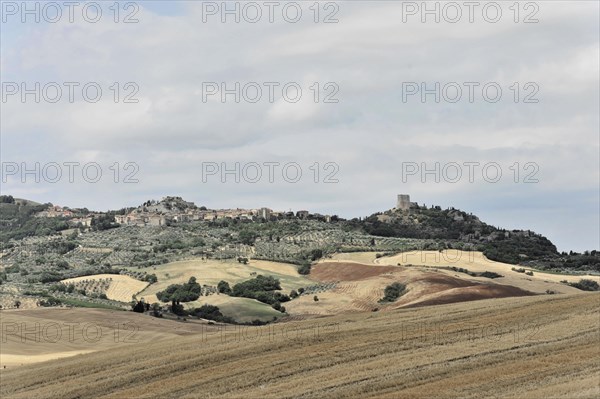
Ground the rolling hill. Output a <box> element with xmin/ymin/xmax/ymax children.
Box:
<box><xmin>1</xmin><ymin>294</ymin><xmax>598</xmax><ymax>398</ymax></box>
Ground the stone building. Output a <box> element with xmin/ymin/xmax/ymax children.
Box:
<box><xmin>396</xmin><ymin>194</ymin><xmax>412</xmax><ymax>210</ymax></box>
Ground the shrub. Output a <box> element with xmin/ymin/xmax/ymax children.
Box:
<box><xmin>156</xmin><ymin>277</ymin><xmax>201</xmax><ymax>303</ymax></box>
<box><xmin>38</xmin><ymin>297</ymin><xmax>62</xmax><ymax>307</ymax></box>
<box><xmin>379</xmin><ymin>282</ymin><xmax>406</xmax><ymax>303</ymax></box>
<box><xmin>191</xmin><ymin>304</ymin><xmax>235</xmax><ymax>323</ymax></box>
<box><xmin>480</xmin><ymin>271</ymin><xmax>503</xmax><ymax>279</ymax></box>
<box><xmin>230</xmin><ymin>275</ymin><xmax>288</xmax><ymax>305</ymax></box>
<box><xmin>171</xmin><ymin>302</ymin><xmax>186</xmax><ymax>316</ymax></box>
<box><xmin>313</xmin><ymin>295</ymin><xmax>319</xmax><ymax>302</ymax></box>
<box><xmin>450</xmin><ymin>267</ymin><xmax>477</xmax><ymax>277</ymax></box>
<box><xmin>217</xmin><ymin>280</ymin><xmax>232</xmax><ymax>294</ymax></box>
<box><xmin>298</xmin><ymin>262</ymin><xmax>312</xmax><ymax>275</ymax></box>
<box><xmin>569</xmin><ymin>279</ymin><xmax>600</xmax><ymax>292</ymax></box>
<box><xmin>525</xmin><ymin>271</ymin><xmax>534</xmax><ymax>276</ymax></box>
<box><xmin>308</xmin><ymin>249</ymin><xmax>323</xmax><ymax>261</ymax></box>
<box><xmin>56</xmin><ymin>260</ymin><xmax>70</xmax><ymax>269</ymax></box>
<box><xmin>5</xmin><ymin>265</ymin><xmax>20</xmax><ymax>274</ymax></box>
<box><xmin>132</xmin><ymin>300</ymin><xmax>146</xmax><ymax>313</ymax></box>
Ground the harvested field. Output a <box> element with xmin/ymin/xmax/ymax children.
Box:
<box><xmin>61</xmin><ymin>274</ymin><xmax>149</xmax><ymax>302</ymax></box>
<box><xmin>1</xmin><ymin>294</ymin><xmax>598</xmax><ymax>398</ymax></box>
<box><xmin>311</xmin><ymin>262</ymin><xmax>396</xmax><ymax>281</ymax></box>
<box><xmin>288</xmin><ymin>262</ymin><xmax>537</xmax><ymax>316</ymax></box>
<box><xmin>0</xmin><ymin>307</ymin><xmax>216</xmax><ymax>368</ymax></box>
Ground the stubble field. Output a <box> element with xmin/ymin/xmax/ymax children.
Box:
<box><xmin>1</xmin><ymin>293</ymin><xmax>598</xmax><ymax>398</ymax></box>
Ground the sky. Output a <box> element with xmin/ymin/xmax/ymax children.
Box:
<box><xmin>1</xmin><ymin>1</ymin><xmax>599</xmax><ymax>252</ymax></box>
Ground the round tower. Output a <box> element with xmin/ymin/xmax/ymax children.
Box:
<box><xmin>396</xmin><ymin>194</ymin><xmax>411</xmax><ymax>210</ymax></box>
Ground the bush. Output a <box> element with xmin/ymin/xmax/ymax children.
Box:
<box><xmin>5</xmin><ymin>265</ymin><xmax>20</xmax><ymax>274</ymax></box>
<box><xmin>232</xmin><ymin>275</ymin><xmax>281</xmax><ymax>294</ymax></box>
<box><xmin>191</xmin><ymin>304</ymin><xmax>234</xmax><ymax>323</ymax></box>
<box><xmin>525</xmin><ymin>271</ymin><xmax>534</xmax><ymax>276</ymax></box>
<box><xmin>230</xmin><ymin>275</ymin><xmax>288</xmax><ymax>305</ymax></box>
<box><xmin>157</xmin><ymin>277</ymin><xmax>201</xmax><ymax>303</ymax></box>
<box><xmin>132</xmin><ymin>300</ymin><xmax>146</xmax><ymax>313</ymax></box>
<box><xmin>450</xmin><ymin>267</ymin><xmax>476</xmax><ymax>277</ymax></box>
<box><xmin>38</xmin><ymin>297</ymin><xmax>61</xmax><ymax>307</ymax></box>
<box><xmin>298</xmin><ymin>262</ymin><xmax>312</xmax><ymax>275</ymax></box>
<box><xmin>569</xmin><ymin>279</ymin><xmax>600</xmax><ymax>292</ymax></box>
<box><xmin>313</xmin><ymin>295</ymin><xmax>319</xmax><ymax>302</ymax></box>
<box><xmin>171</xmin><ymin>302</ymin><xmax>186</xmax><ymax>316</ymax></box>
<box><xmin>379</xmin><ymin>282</ymin><xmax>406</xmax><ymax>303</ymax></box>
<box><xmin>480</xmin><ymin>271</ymin><xmax>503</xmax><ymax>279</ymax></box>
<box><xmin>217</xmin><ymin>280</ymin><xmax>232</xmax><ymax>294</ymax></box>
<box><xmin>308</xmin><ymin>249</ymin><xmax>323</xmax><ymax>261</ymax></box>
<box><xmin>56</xmin><ymin>260</ymin><xmax>70</xmax><ymax>269</ymax></box>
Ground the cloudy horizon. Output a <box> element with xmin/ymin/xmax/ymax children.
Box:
<box><xmin>1</xmin><ymin>1</ymin><xmax>599</xmax><ymax>252</ymax></box>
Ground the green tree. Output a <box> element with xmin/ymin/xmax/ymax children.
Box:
<box><xmin>217</xmin><ymin>280</ymin><xmax>231</xmax><ymax>294</ymax></box>
<box><xmin>132</xmin><ymin>300</ymin><xmax>145</xmax><ymax>313</ymax></box>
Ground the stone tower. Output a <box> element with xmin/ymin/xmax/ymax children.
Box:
<box><xmin>396</xmin><ymin>194</ymin><xmax>411</xmax><ymax>210</ymax></box>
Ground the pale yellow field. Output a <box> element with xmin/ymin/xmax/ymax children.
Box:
<box><xmin>326</xmin><ymin>251</ymin><xmax>380</xmax><ymax>264</ymax></box>
<box><xmin>61</xmin><ymin>274</ymin><xmax>150</xmax><ymax>302</ymax></box>
<box><xmin>1</xmin><ymin>294</ymin><xmax>598</xmax><ymax>398</ymax></box>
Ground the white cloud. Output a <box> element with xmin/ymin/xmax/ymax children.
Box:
<box><xmin>1</xmin><ymin>1</ymin><xmax>598</xmax><ymax>251</ymax></box>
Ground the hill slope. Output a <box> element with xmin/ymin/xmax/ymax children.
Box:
<box><xmin>1</xmin><ymin>294</ymin><xmax>598</xmax><ymax>398</ymax></box>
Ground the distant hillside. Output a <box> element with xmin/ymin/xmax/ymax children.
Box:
<box><xmin>0</xmin><ymin>197</ymin><xmax>60</xmax><ymax>243</ymax></box>
<box><xmin>1</xmin><ymin>194</ymin><xmax>596</xmax><ymax>271</ymax></box>
<box><xmin>347</xmin><ymin>205</ymin><xmax>558</xmax><ymax>265</ymax></box>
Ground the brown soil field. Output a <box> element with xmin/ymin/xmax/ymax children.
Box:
<box><xmin>287</xmin><ymin>262</ymin><xmax>537</xmax><ymax>316</ymax></box>
<box><xmin>1</xmin><ymin>294</ymin><xmax>598</xmax><ymax>398</ymax></box>
<box><xmin>311</xmin><ymin>262</ymin><xmax>397</xmax><ymax>281</ymax></box>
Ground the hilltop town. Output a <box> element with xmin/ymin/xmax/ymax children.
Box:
<box><xmin>24</xmin><ymin>196</ymin><xmax>335</xmax><ymax>229</ymax></box>
<box><xmin>112</xmin><ymin>196</ymin><xmax>334</xmax><ymax>227</ymax></box>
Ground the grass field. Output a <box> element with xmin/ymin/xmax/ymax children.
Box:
<box><xmin>1</xmin><ymin>293</ymin><xmax>598</xmax><ymax>398</ymax></box>
<box><xmin>181</xmin><ymin>295</ymin><xmax>283</xmax><ymax>323</ymax></box>
<box><xmin>126</xmin><ymin>258</ymin><xmax>312</xmax><ymax>321</ymax></box>
<box><xmin>131</xmin><ymin>258</ymin><xmax>311</xmax><ymax>300</ymax></box>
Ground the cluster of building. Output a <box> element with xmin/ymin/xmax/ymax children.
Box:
<box><xmin>32</xmin><ymin>198</ymin><xmax>336</xmax><ymax>229</ymax></box>
<box><xmin>34</xmin><ymin>205</ymin><xmax>93</xmax><ymax>227</ymax></box>
<box><xmin>113</xmin><ymin>207</ymin><xmax>333</xmax><ymax>227</ymax></box>
<box><xmin>34</xmin><ymin>205</ymin><xmax>74</xmax><ymax>218</ymax></box>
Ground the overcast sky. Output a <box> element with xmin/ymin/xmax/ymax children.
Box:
<box><xmin>1</xmin><ymin>1</ymin><xmax>598</xmax><ymax>252</ymax></box>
